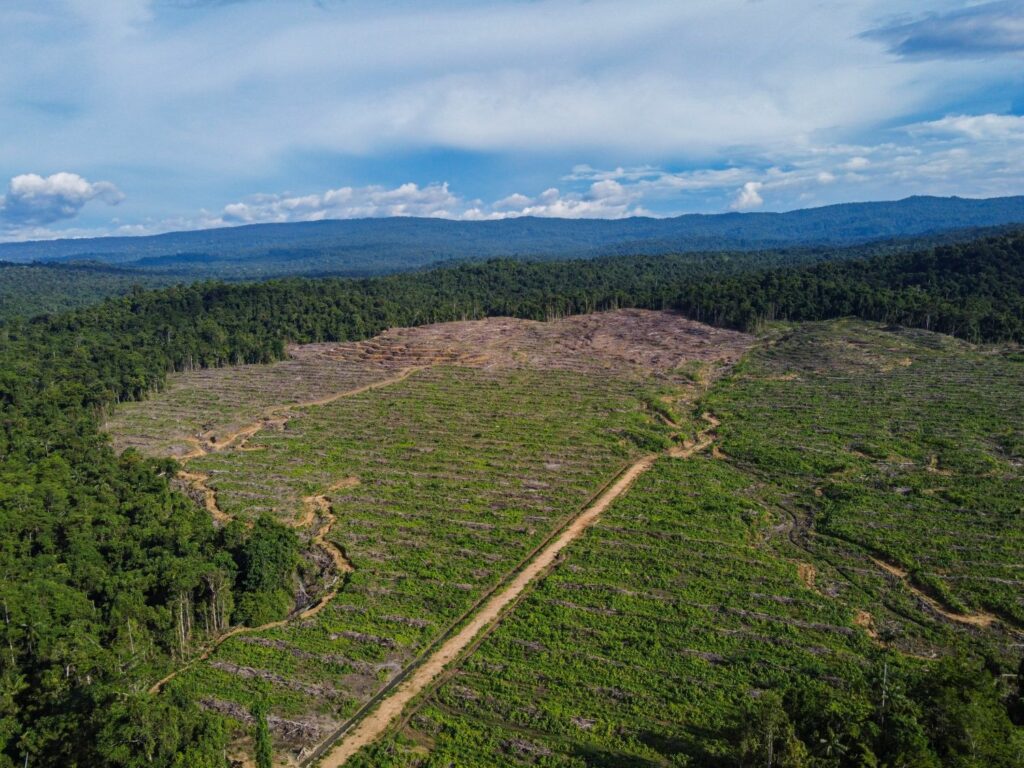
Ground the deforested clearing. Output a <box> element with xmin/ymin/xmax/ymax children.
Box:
<box><xmin>103</xmin><ymin>309</ymin><xmax>749</xmax><ymax>458</ymax></box>
<box><xmin>102</xmin><ymin>311</ymin><xmax>1024</xmax><ymax>767</ymax></box>
<box><xmin>104</xmin><ymin>310</ymin><xmax>752</xmax><ymax>764</ymax></box>
<box><xmin>352</xmin><ymin>319</ymin><xmax>1024</xmax><ymax>768</ymax></box>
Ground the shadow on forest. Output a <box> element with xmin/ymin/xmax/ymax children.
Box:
<box><xmin>571</xmin><ymin>727</ymin><xmax>734</xmax><ymax>768</ymax></box>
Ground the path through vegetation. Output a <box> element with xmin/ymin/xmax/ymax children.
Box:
<box><xmin>145</xmin><ymin>370</ymin><xmax>424</xmax><ymax>695</ymax></box>
<box><xmin>312</xmin><ymin>415</ymin><xmax>719</xmax><ymax>767</ymax></box>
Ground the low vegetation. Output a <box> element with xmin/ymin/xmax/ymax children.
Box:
<box><xmin>703</xmin><ymin>320</ymin><xmax>1024</xmax><ymax>637</ymax></box>
<box><xmin>127</xmin><ymin>316</ymin><xmax>728</xmax><ymax>758</ymax></box>
<box><xmin>356</xmin><ymin>319</ymin><xmax>1024</xmax><ymax>767</ymax></box>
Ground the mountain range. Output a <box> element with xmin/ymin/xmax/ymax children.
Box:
<box><xmin>3</xmin><ymin>195</ymin><xmax>1024</xmax><ymax>280</ymax></box>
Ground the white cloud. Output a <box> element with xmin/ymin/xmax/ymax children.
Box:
<box><xmin>911</xmin><ymin>112</ymin><xmax>1024</xmax><ymax>140</ymax></box>
<box><xmin>218</xmin><ymin>182</ymin><xmax>460</xmax><ymax>224</ymax></box>
<box><xmin>843</xmin><ymin>156</ymin><xmax>871</xmax><ymax>171</ymax></box>
<box><xmin>6</xmin><ymin>101</ymin><xmax>1024</xmax><ymax>242</ymax></box>
<box><xmin>209</xmin><ymin>178</ymin><xmax>646</xmax><ymax>227</ymax></box>
<box><xmin>0</xmin><ymin>0</ymin><xmax>991</xmax><ymax>177</ymax></box>
<box><xmin>0</xmin><ymin>172</ymin><xmax>124</xmax><ymax>227</ymax></box>
<box><xmin>492</xmin><ymin>182</ymin><xmax>645</xmax><ymax>219</ymax></box>
<box><xmin>492</xmin><ymin>193</ymin><xmax>533</xmax><ymax>211</ymax></box>
<box><xmin>730</xmin><ymin>182</ymin><xmax>764</xmax><ymax>211</ymax></box>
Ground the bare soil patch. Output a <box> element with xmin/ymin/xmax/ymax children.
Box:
<box><xmin>363</xmin><ymin>309</ymin><xmax>751</xmax><ymax>377</ymax></box>
<box><xmin>854</xmin><ymin>610</ymin><xmax>878</xmax><ymax>639</ymax></box>
<box><xmin>797</xmin><ymin>562</ymin><xmax>817</xmax><ymax>591</ymax></box>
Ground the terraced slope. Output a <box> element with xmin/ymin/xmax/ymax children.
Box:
<box><xmin>162</xmin><ymin>369</ymin><xmax>673</xmax><ymax>762</ymax></box>
<box><xmin>104</xmin><ymin>310</ymin><xmax>746</xmax><ymax>458</ymax></box>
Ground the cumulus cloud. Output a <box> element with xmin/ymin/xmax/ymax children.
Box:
<box><xmin>9</xmin><ymin>102</ymin><xmax>1024</xmax><ymax>242</ymax></box>
<box><xmin>218</xmin><ymin>182</ymin><xmax>460</xmax><ymax>224</ymax></box>
<box><xmin>553</xmin><ymin>111</ymin><xmax>1024</xmax><ymax>215</ymax></box>
<box><xmin>182</xmin><ymin>110</ymin><xmax>1024</xmax><ymax>232</ymax></box>
<box><xmin>864</xmin><ymin>1</ymin><xmax>1024</xmax><ymax>59</ymax></box>
<box><xmin>730</xmin><ymin>182</ymin><xmax>765</xmax><ymax>211</ymax></box>
<box><xmin>0</xmin><ymin>172</ymin><xmax>124</xmax><ymax>227</ymax></box>
<box><xmin>910</xmin><ymin>112</ymin><xmax>1024</xmax><ymax>140</ymax></box>
<box><xmin>218</xmin><ymin>179</ymin><xmax>647</xmax><ymax>225</ymax></box>
<box><xmin>479</xmin><ymin>181</ymin><xmax>645</xmax><ymax>220</ymax></box>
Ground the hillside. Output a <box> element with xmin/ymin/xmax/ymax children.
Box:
<box><xmin>1</xmin><ymin>228</ymin><xmax>1022</xmax><ymax>766</ymax></box>
<box><xmin>1</xmin><ymin>196</ymin><xmax>1023</xmax><ymax>282</ymax></box>
<box><xmin>355</xmin><ymin>320</ymin><xmax>1024</xmax><ymax>767</ymax></box>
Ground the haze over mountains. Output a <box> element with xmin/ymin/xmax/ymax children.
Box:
<box><xmin>3</xmin><ymin>195</ymin><xmax>1024</xmax><ymax>280</ymax></box>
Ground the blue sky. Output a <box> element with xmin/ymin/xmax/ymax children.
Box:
<box><xmin>0</xmin><ymin>0</ymin><xmax>1022</xmax><ymax>241</ymax></box>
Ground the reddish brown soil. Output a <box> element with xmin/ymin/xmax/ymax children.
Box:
<box><xmin>356</xmin><ymin>309</ymin><xmax>751</xmax><ymax>376</ymax></box>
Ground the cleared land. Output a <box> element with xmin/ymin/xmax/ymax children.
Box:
<box><xmin>104</xmin><ymin>309</ymin><xmax>746</xmax><ymax>458</ymax></box>
<box><xmin>352</xmin><ymin>319</ymin><xmax>1024</xmax><ymax>767</ymax></box>
<box><xmin>104</xmin><ymin>310</ymin><xmax>751</xmax><ymax>764</ymax></box>
<box><xmin>353</xmin><ymin>456</ymin><xmax>880</xmax><ymax>767</ymax></box>
<box><xmin>106</xmin><ymin>314</ymin><xmax>1023</xmax><ymax>766</ymax></box>
<box><xmin>315</xmin><ymin>416</ymin><xmax>720</xmax><ymax>767</ymax></box>
<box><xmin>704</xmin><ymin>320</ymin><xmax>1024</xmax><ymax>638</ymax></box>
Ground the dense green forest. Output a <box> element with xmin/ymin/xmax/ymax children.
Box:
<box><xmin>0</xmin><ymin>262</ymin><xmax>180</xmax><ymax>321</ymax></box>
<box><xmin>1</xmin><ymin>228</ymin><xmax>1022</xmax><ymax>765</ymax></box>
<box><xmin>676</xmin><ymin>230</ymin><xmax>1024</xmax><ymax>340</ymax></box>
<box><xmin>2</xmin><ymin>224</ymin><xmax>1017</xmax><ymax>323</ymax></box>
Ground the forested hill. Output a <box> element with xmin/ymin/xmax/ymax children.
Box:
<box><xmin>0</xmin><ymin>262</ymin><xmax>181</xmax><ymax>320</ymax></box>
<box><xmin>677</xmin><ymin>228</ymin><xmax>1024</xmax><ymax>340</ymax></box>
<box><xmin>2</xmin><ymin>226</ymin><xmax>1008</xmax><ymax>323</ymax></box>
<box><xmin>1</xmin><ymin>226</ymin><xmax>1022</xmax><ymax>765</ymax></box>
<box><xmin>1</xmin><ymin>194</ymin><xmax>1023</xmax><ymax>280</ymax></box>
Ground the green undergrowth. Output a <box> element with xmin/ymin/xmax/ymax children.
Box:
<box><xmin>356</xmin><ymin>319</ymin><xmax>1024</xmax><ymax>767</ymax></box>
<box><xmin>359</xmin><ymin>454</ymin><xmax>1023</xmax><ymax>767</ymax></box>
<box><xmin>165</xmin><ymin>365</ymin><xmax>677</xmax><ymax>752</ymax></box>
<box><xmin>705</xmin><ymin>320</ymin><xmax>1024</xmax><ymax>629</ymax></box>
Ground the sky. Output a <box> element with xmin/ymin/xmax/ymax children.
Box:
<box><xmin>0</xmin><ymin>0</ymin><xmax>1022</xmax><ymax>241</ymax></box>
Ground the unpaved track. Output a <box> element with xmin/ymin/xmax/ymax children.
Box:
<box><xmin>149</xmin><ymin>480</ymin><xmax>357</xmax><ymax>694</ymax></box>
<box><xmin>149</xmin><ymin>370</ymin><xmax>423</xmax><ymax>696</ymax></box>
<box><xmin>149</xmin><ymin>485</ymin><xmax>356</xmax><ymax>694</ymax></box>
<box><xmin>188</xmin><ymin>366</ymin><xmax>423</xmax><ymax>458</ymax></box>
<box><xmin>313</xmin><ymin>416</ymin><xmax>719</xmax><ymax>767</ymax></box>
<box><xmin>868</xmin><ymin>556</ymin><xmax>998</xmax><ymax>628</ymax></box>
<box><xmin>178</xmin><ymin>469</ymin><xmax>232</xmax><ymax>526</ymax></box>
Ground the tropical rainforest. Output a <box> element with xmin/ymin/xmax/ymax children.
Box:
<box><xmin>0</xmin><ymin>227</ymin><xmax>1022</xmax><ymax>766</ymax></box>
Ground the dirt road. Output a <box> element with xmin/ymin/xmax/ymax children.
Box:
<box><xmin>314</xmin><ymin>416</ymin><xmax>719</xmax><ymax>767</ymax></box>
<box><xmin>149</xmin><ymin>481</ymin><xmax>356</xmax><ymax>695</ymax></box>
<box><xmin>188</xmin><ymin>367</ymin><xmax>423</xmax><ymax>458</ymax></box>
<box><xmin>869</xmin><ymin>556</ymin><xmax>997</xmax><ymax>628</ymax></box>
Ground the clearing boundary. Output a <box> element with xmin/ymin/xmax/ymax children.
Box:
<box><xmin>146</xmin><ymin>368</ymin><xmax>424</xmax><ymax>696</ymax></box>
